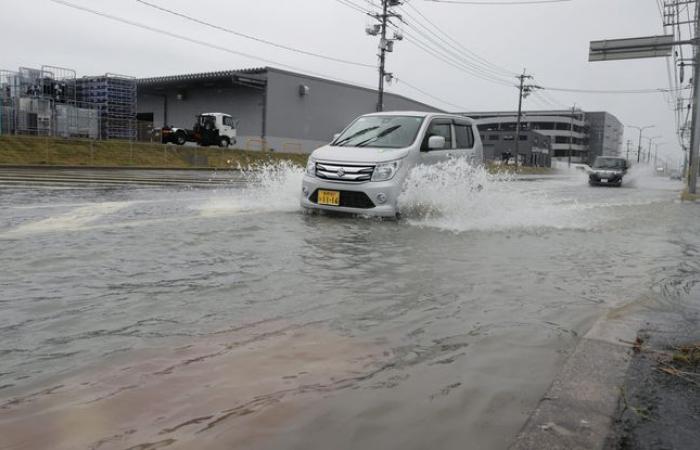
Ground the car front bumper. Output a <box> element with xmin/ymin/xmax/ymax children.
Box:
<box><xmin>589</xmin><ymin>172</ymin><xmax>623</xmax><ymax>185</ymax></box>
<box><xmin>300</xmin><ymin>175</ymin><xmax>402</xmax><ymax>217</ymax></box>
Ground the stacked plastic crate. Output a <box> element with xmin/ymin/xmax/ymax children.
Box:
<box><xmin>77</xmin><ymin>74</ymin><xmax>137</xmax><ymax>140</ymax></box>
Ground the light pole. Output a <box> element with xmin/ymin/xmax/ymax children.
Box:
<box><xmin>626</xmin><ymin>125</ymin><xmax>655</xmax><ymax>164</ymax></box>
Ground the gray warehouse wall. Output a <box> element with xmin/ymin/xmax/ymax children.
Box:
<box><xmin>264</xmin><ymin>69</ymin><xmax>441</xmax><ymax>153</ymax></box>
<box><xmin>138</xmin><ymin>85</ymin><xmax>264</xmax><ymax>147</ymax></box>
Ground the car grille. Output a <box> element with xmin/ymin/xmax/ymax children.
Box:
<box><xmin>315</xmin><ymin>162</ymin><xmax>374</xmax><ymax>182</ymax></box>
<box><xmin>309</xmin><ymin>190</ymin><xmax>375</xmax><ymax>209</ymax></box>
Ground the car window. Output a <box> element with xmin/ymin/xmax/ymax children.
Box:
<box><xmin>454</xmin><ymin>123</ymin><xmax>474</xmax><ymax>149</ymax></box>
<box><xmin>422</xmin><ymin>120</ymin><xmax>452</xmax><ymax>150</ymax></box>
<box><xmin>223</xmin><ymin>116</ymin><xmax>234</xmax><ymax>127</ymax></box>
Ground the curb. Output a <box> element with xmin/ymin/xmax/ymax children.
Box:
<box><xmin>509</xmin><ymin>310</ymin><xmax>648</xmax><ymax>450</ymax></box>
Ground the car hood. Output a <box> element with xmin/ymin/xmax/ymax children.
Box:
<box><xmin>311</xmin><ymin>145</ymin><xmax>410</xmax><ymax>164</ymax></box>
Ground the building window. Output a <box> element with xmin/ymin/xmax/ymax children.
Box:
<box><xmin>519</xmin><ymin>135</ymin><xmax>528</xmax><ymax>141</ymax></box>
<box><xmin>503</xmin><ymin>135</ymin><xmax>514</xmax><ymax>141</ymax></box>
<box><xmin>489</xmin><ymin>135</ymin><xmax>499</xmax><ymax>141</ymax></box>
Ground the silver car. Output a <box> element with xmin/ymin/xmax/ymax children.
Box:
<box><xmin>300</xmin><ymin>112</ymin><xmax>484</xmax><ymax>217</ymax></box>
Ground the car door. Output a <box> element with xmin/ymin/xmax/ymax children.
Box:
<box><xmin>420</xmin><ymin>118</ymin><xmax>454</xmax><ymax>165</ymax></box>
<box><xmin>452</xmin><ymin>120</ymin><xmax>475</xmax><ymax>162</ymax></box>
<box><xmin>219</xmin><ymin>115</ymin><xmax>235</xmax><ymax>139</ymax></box>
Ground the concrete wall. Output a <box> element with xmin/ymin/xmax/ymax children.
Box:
<box><xmin>264</xmin><ymin>69</ymin><xmax>441</xmax><ymax>153</ymax></box>
<box><xmin>587</xmin><ymin>112</ymin><xmax>623</xmax><ymax>160</ymax></box>
<box><xmin>138</xmin><ymin>84</ymin><xmax>264</xmax><ymax>147</ymax></box>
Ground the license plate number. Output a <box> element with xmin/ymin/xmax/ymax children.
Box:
<box><xmin>318</xmin><ymin>190</ymin><xmax>340</xmax><ymax>206</ymax></box>
<box><xmin>600</xmin><ymin>179</ymin><xmax>608</xmax><ymax>182</ymax></box>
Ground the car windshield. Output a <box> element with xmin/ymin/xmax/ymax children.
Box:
<box><xmin>333</xmin><ymin>115</ymin><xmax>424</xmax><ymax>148</ymax></box>
<box><xmin>593</xmin><ymin>157</ymin><xmax>625</xmax><ymax>169</ymax></box>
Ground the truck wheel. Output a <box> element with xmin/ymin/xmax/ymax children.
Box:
<box><xmin>219</xmin><ymin>137</ymin><xmax>230</xmax><ymax>148</ymax></box>
<box><xmin>175</xmin><ymin>131</ymin><xmax>186</xmax><ymax>146</ymax></box>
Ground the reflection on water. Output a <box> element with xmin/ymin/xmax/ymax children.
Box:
<box><xmin>0</xmin><ymin>166</ymin><xmax>698</xmax><ymax>449</ymax></box>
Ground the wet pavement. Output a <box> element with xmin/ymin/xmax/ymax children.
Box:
<box><xmin>0</xmin><ymin>165</ymin><xmax>698</xmax><ymax>450</ymax></box>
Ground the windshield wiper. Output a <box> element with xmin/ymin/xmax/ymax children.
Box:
<box><xmin>334</xmin><ymin>126</ymin><xmax>379</xmax><ymax>146</ymax></box>
<box><xmin>355</xmin><ymin>125</ymin><xmax>402</xmax><ymax>147</ymax></box>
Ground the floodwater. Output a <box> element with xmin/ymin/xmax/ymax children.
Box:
<box><xmin>1</xmin><ymin>164</ymin><xmax>699</xmax><ymax>450</ymax></box>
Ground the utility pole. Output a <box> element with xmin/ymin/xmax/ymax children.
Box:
<box><xmin>367</xmin><ymin>0</ymin><xmax>403</xmax><ymax>112</ymax></box>
<box><xmin>588</xmin><ymin>1</ymin><xmax>699</xmax><ymax>192</ymax></box>
<box><xmin>568</xmin><ymin>104</ymin><xmax>576</xmax><ymax>168</ymax></box>
<box><xmin>645</xmin><ymin>135</ymin><xmax>662</xmax><ymax>165</ymax></box>
<box><xmin>626</xmin><ymin>139</ymin><xmax>632</xmax><ymax>161</ymax></box>
<box><xmin>513</xmin><ymin>70</ymin><xmax>541</xmax><ymax>168</ymax></box>
<box><xmin>654</xmin><ymin>144</ymin><xmax>659</xmax><ymax>168</ymax></box>
<box><xmin>688</xmin><ymin>0</ymin><xmax>700</xmax><ymax>193</ymax></box>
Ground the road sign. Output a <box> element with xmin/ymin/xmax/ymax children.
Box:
<box><xmin>589</xmin><ymin>35</ymin><xmax>675</xmax><ymax>61</ymax></box>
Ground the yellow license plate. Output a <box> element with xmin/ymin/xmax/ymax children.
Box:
<box><xmin>318</xmin><ymin>190</ymin><xmax>340</xmax><ymax>206</ymax></box>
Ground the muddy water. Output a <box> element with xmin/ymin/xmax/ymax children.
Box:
<box><xmin>1</xmin><ymin>165</ymin><xmax>699</xmax><ymax>450</ymax></box>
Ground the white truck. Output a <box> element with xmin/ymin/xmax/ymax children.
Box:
<box><xmin>160</xmin><ymin>112</ymin><xmax>237</xmax><ymax>148</ymax></box>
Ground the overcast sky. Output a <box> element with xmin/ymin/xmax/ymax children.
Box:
<box><xmin>1</xmin><ymin>0</ymin><xmax>688</xmax><ymax>164</ymax></box>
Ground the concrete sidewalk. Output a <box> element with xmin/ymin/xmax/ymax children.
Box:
<box><xmin>510</xmin><ymin>292</ymin><xmax>700</xmax><ymax>450</ymax></box>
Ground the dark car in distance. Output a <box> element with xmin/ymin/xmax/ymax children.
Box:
<box><xmin>589</xmin><ymin>156</ymin><xmax>628</xmax><ymax>187</ymax></box>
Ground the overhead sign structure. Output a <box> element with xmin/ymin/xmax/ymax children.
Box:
<box><xmin>589</xmin><ymin>35</ymin><xmax>675</xmax><ymax>62</ymax></box>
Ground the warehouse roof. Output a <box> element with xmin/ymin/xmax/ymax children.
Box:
<box><xmin>137</xmin><ymin>67</ymin><xmax>267</xmax><ymax>85</ymax></box>
<box><xmin>137</xmin><ymin>66</ymin><xmax>443</xmax><ymax>112</ymax></box>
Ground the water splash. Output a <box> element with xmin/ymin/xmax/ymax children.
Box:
<box><xmin>198</xmin><ymin>161</ymin><xmax>305</xmax><ymax>217</ymax></box>
<box><xmin>398</xmin><ymin>158</ymin><xmax>592</xmax><ymax>232</ymax></box>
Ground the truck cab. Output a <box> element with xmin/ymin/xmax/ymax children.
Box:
<box><xmin>193</xmin><ymin>113</ymin><xmax>237</xmax><ymax>147</ymax></box>
<box><xmin>161</xmin><ymin>112</ymin><xmax>237</xmax><ymax>147</ymax></box>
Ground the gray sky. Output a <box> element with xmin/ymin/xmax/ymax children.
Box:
<box><xmin>1</xmin><ymin>0</ymin><xmax>687</xmax><ymax>165</ymax></box>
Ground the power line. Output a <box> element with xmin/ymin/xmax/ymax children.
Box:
<box><xmin>49</xmin><ymin>0</ymin><xmax>456</xmax><ymax>113</ymax></box>
<box><xmin>402</xmin><ymin>34</ymin><xmax>515</xmax><ymax>86</ymax></box>
<box><xmin>334</xmin><ymin>0</ymin><xmax>374</xmax><ymax>14</ymax></box>
<box><xmin>542</xmin><ymin>86</ymin><xmax>691</xmax><ymax>94</ymax></box>
<box><xmin>135</xmin><ymin>0</ymin><xmax>375</xmax><ymax>68</ymax></box>
<box><xmin>424</xmin><ymin>0</ymin><xmax>573</xmax><ymax>5</ymax></box>
<box><xmin>395</xmin><ymin>77</ymin><xmax>468</xmax><ymax>109</ymax></box>
<box><xmin>402</xmin><ymin>1</ymin><xmax>516</xmax><ymax>76</ymax></box>
<box><xmin>399</xmin><ymin>20</ymin><xmax>515</xmax><ymax>83</ymax></box>
<box><xmin>48</xmin><ymin>0</ymin><xmax>375</xmax><ymax>88</ymax></box>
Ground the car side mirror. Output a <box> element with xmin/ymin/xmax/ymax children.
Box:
<box><xmin>428</xmin><ymin>135</ymin><xmax>445</xmax><ymax>150</ymax></box>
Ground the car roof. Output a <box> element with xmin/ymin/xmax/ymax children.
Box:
<box><xmin>362</xmin><ymin>111</ymin><xmax>474</xmax><ymax>121</ymax></box>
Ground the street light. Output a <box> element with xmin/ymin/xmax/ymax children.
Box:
<box><xmin>626</xmin><ymin>124</ymin><xmax>655</xmax><ymax>163</ymax></box>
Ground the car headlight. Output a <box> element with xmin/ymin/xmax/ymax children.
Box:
<box><xmin>306</xmin><ymin>158</ymin><xmax>316</xmax><ymax>176</ymax></box>
<box><xmin>371</xmin><ymin>159</ymin><xmax>401</xmax><ymax>182</ymax></box>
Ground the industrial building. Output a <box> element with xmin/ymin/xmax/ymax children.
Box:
<box><xmin>478</xmin><ymin>129</ymin><xmax>552</xmax><ymax>167</ymax></box>
<box><xmin>136</xmin><ymin>67</ymin><xmax>441</xmax><ymax>153</ymax></box>
<box><xmin>0</xmin><ymin>65</ymin><xmax>137</xmax><ymax>140</ymax></box>
<box><xmin>462</xmin><ymin>109</ymin><xmax>623</xmax><ymax>165</ymax></box>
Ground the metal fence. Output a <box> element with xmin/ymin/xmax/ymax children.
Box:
<box><xmin>0</xmin><ymin>97</ymin><xmax>102</xmax><ymax>138</ymax></box>
<box><xmin>1</xmin><ymin>67</ymin><xmax>136</xmax><ymax>141</ymax></box>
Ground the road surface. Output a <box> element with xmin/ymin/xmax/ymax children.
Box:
<box><xmin>1</xmin><ymin>165</ymin><xmax>698</xmax><ymax>450</ymax></box>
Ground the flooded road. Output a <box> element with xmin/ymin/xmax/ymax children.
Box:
<box><xmin>1</xmin><ymin>165</ymin><xmax>699</xmax><ymax>450</ymax></box>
